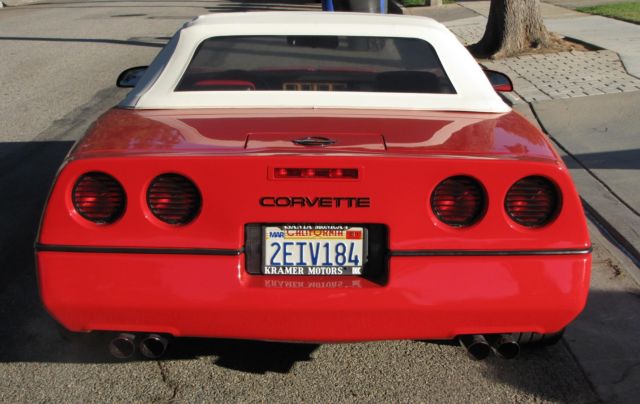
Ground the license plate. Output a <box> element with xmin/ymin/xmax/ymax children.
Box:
<box><xmin>263</xmin><ymin>225</ymin><xmax>366</xmax><ymax>276</ymax></box>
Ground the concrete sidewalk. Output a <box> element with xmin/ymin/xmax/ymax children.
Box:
<box><xmin>546</xmin><ymin>15</ymin><xmax>640</xmax><ymax>78</ymax></box>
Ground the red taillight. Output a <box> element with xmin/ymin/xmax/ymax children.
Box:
<box><xmin>506</xmin><ymin>176</ymin><xmax>560</xmax><ymax>227</ymax></box>
<box><xmin>147</xmin><ymin>174</ymin><xmax>201</xmax><ymax>225</ymax></box>
<box><xmin>431</xmin><ymin>176</ymin><xmax>486</xmax><ymax>227</ymax></box>
<box><xmin>72</xmin><ymin>172</ymin><xmax>126</xmax><ymax>224</ymax></box>
<box><xmin>274</xmin><ymin>168</ymin><xmax>358</xmax><ymax>179</ymax></box>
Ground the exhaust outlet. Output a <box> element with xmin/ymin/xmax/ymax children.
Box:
<box><xmin>139</xmin><ymin>334</ymin><xmax>169</xmax><ymax>359</ymax></box>
<box><xmin>109</xmin><ymin>333</ymin><xmax>136</xmax><ymax>359</ymax></box>
<box><xmin>491</xmin><ymin>334</ymin><xmax>520</xmax><ymax>360</ymax></box>
<box><xmin>458</xmin><ymin>334</ymin><xmax>491</xmax><ymax>360</ymax></box>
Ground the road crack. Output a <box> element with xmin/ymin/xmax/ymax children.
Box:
<box><xmin>157</xmin><ymin>361</ymin><xmax>179</xmax><ymax>401</ymax></box>
<box><xmin>613</xmin><ymin>362</ymin><xmax>640</xmax><ymax>385</ymax></box>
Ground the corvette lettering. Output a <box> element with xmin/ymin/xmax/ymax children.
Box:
<box><xmin>259</xmin><ymin>196</ymin><xmax>370</xmax><ymax>208</ymax></box>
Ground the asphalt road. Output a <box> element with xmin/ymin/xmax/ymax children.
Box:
<box><xmin>0</xmin><ymin>1</ymin><xmax>638</xmax><ymax>402</ymax></box>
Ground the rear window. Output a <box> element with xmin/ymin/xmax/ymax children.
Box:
<box><xmin>176</xmin><ymin>35</ymin><xmax>456</xmax><ymax>94</ymax></box>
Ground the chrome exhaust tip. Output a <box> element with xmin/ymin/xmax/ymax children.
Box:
<box><xmin>458</xmin><ymin>334</ymin><xmax>491</xmax><ymax>360</ymax></box>
<box><xmin>109</xmin><ymin>333</ymin><xmax>136</xmax><ymax>359</ymax></box>
<box><xmin>491</xmin><ymin>334</ymin><xmax>520</xmax><ymax>360</ymax></box>
<box><xmin>139</xmin><ymin>333</ymin><xmax>169</xmax><ymax>359</ymax></box>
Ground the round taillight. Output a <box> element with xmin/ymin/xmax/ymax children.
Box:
<box><xmin>431</xmin><ymin>176</ymin><xmax>486</xmax><ymax>227</ymax></box>
<box><xmin>147</xmin><ymin>174</ymin><xmax>201</xmax><ymax>225</ymax></box>
<box><xmin>505</xmin><ymin>176</ymin><xmax>560</xmax><ymax>227</ymax></box>
<box><xmin>72</xmin><ymin>172</ymin><xmax>126</xmax><ymax>224</ymax></box>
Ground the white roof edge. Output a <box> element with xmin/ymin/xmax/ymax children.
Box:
<box><xmin>120</xmin><ymin>12</ymin><xmax>510</xmax><ymax>114</ymax></box>
<box><xmin>184</xmin><ymin>11</ymin><xmax>446</xmax><ymax>30</ymax></box>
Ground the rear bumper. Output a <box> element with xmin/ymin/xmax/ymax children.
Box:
<box><xmin>37</xmin><ymin>251</ymin><xmax>590</xmax><ymax>342</ymax></box>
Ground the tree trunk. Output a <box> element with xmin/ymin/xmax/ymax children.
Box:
<box><xmin>469</xmin><ymin>0</ymin><xmax>561</xmax><ymax>59</ymax></box>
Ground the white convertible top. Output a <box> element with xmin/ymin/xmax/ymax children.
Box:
<box><xmin>121</xmin><ymin>12</ymin><xmax>510</xmax><ymax>113</ymax></box>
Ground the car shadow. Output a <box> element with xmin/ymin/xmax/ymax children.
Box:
<box><xmin>564</xmin><ymin>148</ymin><xmax>640</xmax><ymax>171</ymax></box>
<box><xmin>168</xmin><ymin>338</ymin><xmax>319</xmax><ymax>374</ymax></box>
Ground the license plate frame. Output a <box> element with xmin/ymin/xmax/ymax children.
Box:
<box><xmin>261</xmin><ymin>224</ymin><xmax>368</xmax><ymax>276</ymax></box>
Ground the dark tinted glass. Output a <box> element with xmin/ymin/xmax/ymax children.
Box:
<box><xmin>176</xmin><ymin>36</ymin><xmax>456</xmax><ymax>94</ymax></box>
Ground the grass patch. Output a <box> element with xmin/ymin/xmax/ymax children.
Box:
<box><xmin>402</xmin><ymin>0</ymin><xmax>426</xmax><ymax>6</ymax></box>
<box><xmin>577</xmin><ymin>2</ymin><xmax>640</xmax><ymax>24</ymax></box>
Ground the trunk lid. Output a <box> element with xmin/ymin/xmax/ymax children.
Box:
<box><xmin>72</xmin><ymin>108</ymin><xmax>557</xmax><ymax>162</ymax></box>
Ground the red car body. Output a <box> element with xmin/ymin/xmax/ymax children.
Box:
<box><xmin>36</xmin><ymin>107</ymin><xmax>591</xmax><ymax>342</ymax></box>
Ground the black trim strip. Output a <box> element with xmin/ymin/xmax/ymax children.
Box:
<box><xmin>35</xmin><ymin>243</ymin><xmax>241</xmax><ymax>256</ymax></box>
<box><xmin>391</xmin><ymin>248</ymin><xmax>592</xmax><ymax>257</ymax></box>
<box><xmin>36</xmin><ymin>243</ymin><xmax>591</xmax><ymax>257</ymax></box>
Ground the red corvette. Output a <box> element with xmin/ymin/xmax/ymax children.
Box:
<box><xmin>36</xmin><ymin>12</ymin><xmax>590</xmax><ymax>360</ymax></box>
